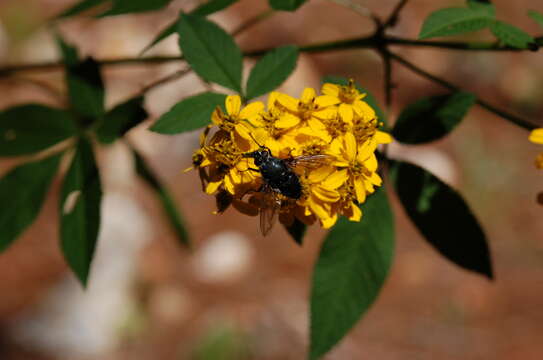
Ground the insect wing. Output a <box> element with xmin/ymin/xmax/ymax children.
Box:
<box><xmin>251</xmin><ymin>186</ymin><xmax>281</xmax><ymax>236</ymax></box>
<box><xmin>287</xmin><ymin>154</ymin><xmax>335</xmax><ymax>170</ymax></box>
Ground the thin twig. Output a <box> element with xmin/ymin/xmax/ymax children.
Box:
<box><xmin>139</xmin><ymin>66</ymin><xmax>192</xmax><ymax>94</ymax></box>
<box><xmin>383</xmin><ymin>0</ymin><xmax>409</xmax><ymax>28</ymax></box>
<box><xmin>231</xmin><ymin>8</ymin><xmax>275</xmax><ymax>36</ymax></box>
<box><xmin>382</xmin><ymin>52</ymin><xmax>393</xmax><ymax>110</ymax></box>
<box><xmin>8</xmin><ymin>76</ymin><xmax>67</xmax><ymax>105</ymax></box>
<box><xmin>388</xmin><ymin>51</ymin><xmax>538</xmax><ymax>131</ymax></box>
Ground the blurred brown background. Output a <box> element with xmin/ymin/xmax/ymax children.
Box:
<box><xmin>0</xmin><ymin>0</ymin><xmax>543</xmax><ymax>359</ymax></box>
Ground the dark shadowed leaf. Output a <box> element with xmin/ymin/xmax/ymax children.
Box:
<box><xmin>133</xmin><ymin>149</ymin><xmax>190</xmax><ymax>247</ymax></box>
<box><xmin>418</xmin><ymin>5</ymin><xmax>495</xmax><ymax>40</ymax></box>
<box><xmin>246</xmin><ymin>45</ymin><xmax>299</xmax><ymax>100</ymax></box>
<box><xmin>0</xmin><ymin>154</ymin><xmax>62</xmax><ymax>252</ymax></box>
<box><xmin>0</xmin><ymin>105</ymin><xmax>77</xmax><ymax>156</ymax></box>
<box><xmin>60</xmin><ymin>137</ymin><xmax>102</xmax><ymax>287</ymax></box>
<box><xmin>389</xmin><ymin>160</ymin><xmax>492</xmax><ymax>279</ymax></box>
<box><xmin>310</xmin><ymin>188</ymin><xmax>394</xmax><ymax>360</ymax></box>
<box><xmin>98</xmin><ymin>0</ymin><xmax>173</xmax><ymax>17</ymax></box>
<box><xmin>150</xmin><ymin>92</ymin><xmax>226</xmax><ymax>134</ymax></box>
<box><xmin>57</xmin><ymin>0</ymin><xmax>108</xmax><ymax>18</ymax></box>
<box><xmin>321</xmin><ymin>76</ymin><xmax>388</xmax><ymax>128</ymax></box>
<box><xmin>528</xmin><ymin>10</ymin><xmax>543</xmax><ymax>28</ymax></box>
<box><xmin>141</xmin><ymin>1</ymin><xmax>239</xmax><ymax>55</ymax></box>
<box><xmin>178</xmin><ymin>13</ymin><xmax>242</xmax><ymax>92</ymax></box>
<box><xmin>283</xmin><ymin>218</ymin><xmax>306</xmax><ymax>245</ymax></box>
<box><xmin>392</xmin><ymin>92</ymin><xmax>476</xmax><ymax>144</ymax></box>
<box><xmin>269</xmin><ymin>0</ymin><xmax>307</xmax><ymax>11</ymax></box>
<box><xmin>490</xmin><ymin>21</ymin><xmax>535</xmax><ymax>49</ymax></box>
<box><xmin>96</xmin><ymin>96</ymin><xmax>148</xmax><ymax>144</ymax></box>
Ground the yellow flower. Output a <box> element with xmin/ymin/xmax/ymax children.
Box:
<box><xmin>186</xmin><ymin>81</ymin><xmax>393</xmax><ymax>233</ymax></box>
<box><xmin>328</xmin><ymin>132</ymin><xmax>382</xmax><ymax>203</ymax></box>
<box><xmin>322</xmin><ymin>79</ymin><xmax>376</xmax><ymax>124</ymax></box>
<box><xmin>529</xmin><ymin>128</ymin><xmax>543</xmax><ymax>169</ymax></box>
<box><xmin>212</xmin><ymin>95</ymin><xmax>264</xmax><ymax>152</ymax></box>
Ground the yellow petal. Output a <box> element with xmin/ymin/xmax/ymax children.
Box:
<box><xmin>206</xmin><ymin>180</ymin><xmax>222</xmax><ymax>194</ymax></box>
<box><xmin>339</xmin><ymin>104</ymin><xmax>353</xmax><ymax>124</ymax></box>
<box><xmin>368</xmin><ymin>171</ymin><xmax>382</xmax><ymax>186</ymax></box>
<box><xmin>362</xmin><ymin>153</ymin><xmax>378</xmax><ymax>172</ymax></box>
<box><xmin>321</xmin><ymin>213</ymin><xmax>338</xmax><ymax>229</ymax></box>
<box><xmin>321</xmin><ymin>83</ymin><xmax>340</xmax><ymax>97</ymax></box>
<box><xmin>312</xmin><ymin>186</ymin><xmax>340</xmax><ymax>202</ymax></box>
<box><xmin>353</xmin><ymin>100</ymin><xmax>376</xmax><ymax>120</ymax></box>
<box><xmin>309</xmin><ymin>200</ymin><xmax>330</xmax><ymax>222</ymax></box>
<box><xmin>356</xmin><ymin>141</ymin><xmax>374</xmax><ymax>163</ymax></box>
<box><xmin>275</xmin><ymin>113</ymin><xmax>301</xmax><ymax>128</ymax></box>
<box><xmin>239</xmin><ymin>101</ymin><xmax>264</xmax><ymax>119</ymax></box>
<box><xmin>344</xmin><ymin>132</ymin><xmax>357</xmax><ymax>162</ymax></box>
<box><xmin>300</xmin><ymin>88</ymin><xmax>316</xmax><ymax>103</ymax></box>
<box><xmin>313</xmin><ymin>107</ymin><xmax>337</xmax><ymax>120</ymax></box>
<box><xmin>211</xmin><ymin>108</ymin><xmax>222</xmax><ymax>126</ymax></box>
<box><xmin>265</xmin><ymin>138</ymin><xmax>282</xmax><ymax>156</ymax></box>
<box><xmin>307</xmin><ymin>166</ymin><xmax>335</xmax><ymax>183</ymax></box>
<box><xmin>253</xmin><ymin>128</ymin><xmax>270</xmax><ymax>147</ymax></box>
<box><xmin>354</xmin><ymin>177</ymin><xmax>366</xmax><ymax>203</ymax></box>
<box><xmin>348</xmin><ymin>202</ymin><xmax>362</xmax><ymax>222</ymax></box>
<box><xmin>315</xmin><ymin>95</ymin><xmax>340</xmax><ymax>108</ymax></box>
<box><xmin>277</xmin><ymin>93</ymin><xmax>299</xmax><ymax>112</ymax></box>
<box><xmin>235</xmin><ymin>122</ymin><xmax>253</xmax><ymax>140</ymax></box>
<box><xmin>321</xmin><ymin>169</ymin><xmax>348</xmax><ymax>190</ymax></box>
<box><xmin>529</xmin><ymin>128</ymin><xmax>543</xmax><ymax>144</ymax></box>
<box><xmin>225</xmin><ymin>95</ymin><xmax>241</xmax><ymax>116</ymax></box>
<box><xmin>224</xmin><ymin>174</ymin><xmax>236</xmax><ymax>194</ymax></box>
<box><xmin>376</xmin><ymin>130</ymin><xmax>393</xmax><ymax>144</ymax></box>
<box><xmin>268</xmin><ymin>91</ymin><xmax>281</xmax><ymax>110</ymax></box>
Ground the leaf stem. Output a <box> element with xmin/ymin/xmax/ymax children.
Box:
<box><xmin>387</xmin><ymin>51</ymin><xmax>539</xmax><ymax>131</ymax></box>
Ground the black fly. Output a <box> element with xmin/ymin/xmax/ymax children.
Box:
<box><xmin>242</xmin><ymin>140</ymin><xmax>333</xmax><ymax>236</ymax></box>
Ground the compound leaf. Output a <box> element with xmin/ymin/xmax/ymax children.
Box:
<box><xmin>392</xmin><ymin>92</ymin><xmax>476</xmax><ymax>144</ymax></box>
<box><xmin>310</xmin><ymin>188</ymin><xmax>394</xmax><ymax>360</ymax></box>
<box><xmin>389</xmin><ymin>160</ymin><xmax>493</xmax><ymax>279</ymax></box>
<box><xmin>490</xmin><ymin>20</ymin><xmax>535</xmax><ymax>49</ymax></box>
<box><xmin>419</xmin><ymin>6</ymin><xmax>495</xmax><ymax>40</ymax></box>
<box><xmin>96</xmin><ymin>96</ymin><xmax>148</xmax><ymax>144</ymax></box>
<box><xmin>0</xmin><ymin>153</ymin><xmax>61</xmax><ymax>251</ymax></box>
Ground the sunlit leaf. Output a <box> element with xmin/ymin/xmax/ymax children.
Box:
<box><xmin>528</xmin><ymin>10</ymin><xmax>543</xmax><ymax>29</ymax></box>
<box><xmin>246</xmin><ymin>45</ymin><xmax>299</xmax><ymax>100</ymax></box>
<box><xmin>133</xmin><ymin>150</ymin><xmax>190</xmax><ymax>247</ymax></box>
<box><xmin>141</xmin><ymin>0</ymin><xmax>239</xmax><ymax>55</ymax></box>
<box><xmin>0</xmin><ymin>154</ymin><xmax>62</xmax><ymax>252</ymax></box>
<box><xmin>0</xmin><ymin>104</ymin><xmax>77</xmax><ymax>156</ymax></box>
<box><xmin>150</xmin><ymin>92</ymin><xmax>226</xmax><ymax>134</ymax></box>
<box><xmin>321</xmin><ymin>76</ymin><xmax>388</xmax><ymax>128</ymax></box>
<box><xmin>310</xmin><ymin>188</ymin><xmax>394</xmax><ymax>360</ymax></box>
<box><xmin>269</xmin><ymin>0</ymin><xmax>307</xmax><ymax>11</ymax></box>
<box><xmin>96</xmin><ymin>96</ymin><xmax>148</xmax><ymax>144</ymax></box>
<box><xmin>60</xmin><ymin>137</ymin><xmax>102</xmax><ymax>286</ymax></box>
<box><xmin>389</xmin><ymin>160</ymin><xmax>493</xmax><ymax>279</ymax></box>
<box><xmin>392</xmin><ymin>92</ymin><xmax>476</xmax><ymax>144</ymax></box>
<box><xmin>418</xmin><ymin>5</ymin><xmax>495</xmax><ymax>40</ymax></box>
<box><xmin>490</xmin><ymin>20</ymin><xmax>535</xmax><ymax>49</ymax></box>
<box><xmin>178</xmin><ymin>13</ymin><xmax>242</xmax><ymax>92</ymax></box>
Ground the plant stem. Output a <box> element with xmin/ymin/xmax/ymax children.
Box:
<box><xmin>387</xmin><ymin>51</ymin><xmax>538</xmax><ymax>131</ymax></box>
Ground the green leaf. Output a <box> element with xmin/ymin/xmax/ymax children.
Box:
<box><xmin>466</xmin><ymin>0</ymin><xmax>495</xmax><ymax>16</ymax></box>
<box><xmin>246</xmin><ymin>45</ymin><xmax>299</xmax><ymax>100</ymax></box>
<box><xmin>0</xmin><ymin>104</ymin><xmax>77</xmax><ymax>156</ymax></box>
<box><xmin>60</xmin><ymin>137</ymin><xmax>102</xmax><ymax>286</ymax></box>
<box><xmin>310</xmin><ymin>188</ymin><xmax>394</xmax><ymax>360</ymax></box>
<box><xmin>141</xmin><ymin>1</ymin><xmax>239</xmax><ymax>55</ymax></box>
<box><xmin>133</xmin><ymin>150</ymin><xmax>190</xmax><ymax>247</ymax></box>
<box><xmin>418</xmin><ymin>6</ymin><xmax>495</xmax><ymax>40</ymax></box>
<box><xmin>96</xmin><ymin>96</ymin><xmax>148</xmax><ymax>144</ymax></box>
<box><xmin>98</xmin><ymin>0</ymin><xmax>173</xmax><ymax>17</ymax></box>
<box><xmin>0</xmin><ymin>154</ymin><xmax>61</xmax><ymax>252</ymax></box>
<box><xmin>283</xmin><ymin>218</ymin><xmax>306</xmax><ymax>246</ymax></box>
<box><xmin>178</xmin><ymin>13</ymin><xmax>243</xmax><ymax>92</ymax></box>
<box><xmin>269</xmin><ymin>0</ymin><xmax>307</xmax><ymax>11</ymax></box>
<box><xmin>528</xmin><ymin>10</ymin><xmax>543</xmax><ymax>28</ymax></box>
<box><xmin>321</xmin><ymin>76</ymin><xmax>388</xmax><ymax>128</ymax></box>
<box><xmin>389</xmin><ymin>160</ymin><xmax>492</xmax><ymax>279</ymax></box>
<box><xmin>490</xmin><ymin>20</ymin><xmax>535</xmax><ymax>49</ymax></box>
<box><xmin>150</xmin><ymin>92</ymin><xmax>226</xmax><ymax>134</ymax></box>
<box><xmin>57</xmin><ymin>0</ymin><xmax>109</xmax><ymax>18</ymax></box>
<box><xmin>392</xmin><ymin>92</ymin><xmax>476</xmax><ymax>144</ymax></box>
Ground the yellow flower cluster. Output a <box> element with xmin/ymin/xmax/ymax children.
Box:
<box><xmin>188</xmin><ymin>80</ymin><xmax>392</xmax><ymax>231</ymax></box>
<box><xmin>529</xmin><ymin>128</ymin><xmax>543</xmax><ymax>169</ymax></box>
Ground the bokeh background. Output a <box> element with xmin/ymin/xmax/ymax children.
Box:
<box><xmin>1</xmin><ymin>0</ymin><xmax>543</xmax><ymax>359</ymax></box>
